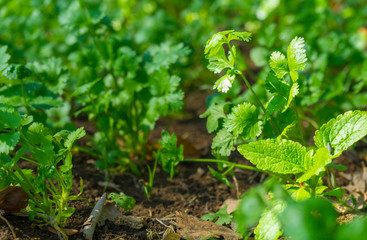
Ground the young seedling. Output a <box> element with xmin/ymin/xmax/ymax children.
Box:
<box><xmin>143</xmin><ymin>130</ymin><xmax>183</xmax><ymax>200</ymax></box>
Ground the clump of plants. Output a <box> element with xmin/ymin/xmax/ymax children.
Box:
<box><xmin>0</xmin><ymin>104</ymin><xmax>86</xmax><ymax>240</ymax></box>
<box><xmin>192</xmin><ymin>30</ymin><xmax>367</xmax><ymax>239</ymax></box>
<box><xmin>66</xmin><ymin>0</ymin><xmax>189</xmax><ymax>178</ymax></box>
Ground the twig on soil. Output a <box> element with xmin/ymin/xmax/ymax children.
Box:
<box><xmin>80</xmin><ymin>193</ymin><xmax>107</xmax><ymax>240</ymax></box>
<box><xmin>0</xmin><ymin>210</ymin><xmax>16</xmax><ymax>239</ymax></box>
<box><xmin>232</xmin><ymin>175</ymin><xmax>240</xmax><ymax>198</ymax></box>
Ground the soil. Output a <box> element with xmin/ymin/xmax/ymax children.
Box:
<box><xmin>0</xmin><ymin>90</ymin><xmax>366</xmax><ymax>240</ymax></box>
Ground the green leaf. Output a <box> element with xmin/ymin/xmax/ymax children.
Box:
<box><xmin>64</xmin><ymin>128</ymin><xmax>86</xmax><ymax>149</ymax></box>
<box><xmin>323</xmin><ymin>187</ymin><xmax>345</xmax><ymax>199</ymax></box>
<box><xmin>224</xmin><ymin>103</ymin><xmax>262</xmax><ymax>139</ymax></box>
<box><xmin>280</xmin><ymin>198</ymin><xmax>337</xmax><ymax>240</ymax></box>
<box><xmin>238</xmin><ymin>139</ymin><xmax>310</xmax><ymax>174</ymax></box>
<box><xmin>270</xmin><ymin>51</ymin><xmax>288</xmax><ymax>79</ymax></box>
<box><xmin>265</xmin><ymin>73</ymin><xmax>290</xmax><ymax>97</ymax></box>
<box><xmin>287</xmin><ymin>37</ymin><xmax>307</xmax><ymax>82</ymax></box>
<box><xmin>26</xmin><ymin>122</ymin><xmax>54</xmax><ymax>164</ymax></box>
<box><xmin>0</xmin><ymin>132</ymin><xmax>20</xmax><ymax>154</ymax></box>
<box><xmin>108</xmin><ymin>192</ymin><xmax>136</xmax><ymax>211</ymax></box>
<box><xmin>145</xmin><ymin>42</ymin><xmax>190</xmax><ymax>74</ymax></box>
<box><xmin>213</xmin><ymin>71</ymin><xmax>236</xmax><ymax>93</ymax></box>
<box><xmin>314</xmin><ymin>111</ymin><xmax>367</xmax><ymax>157</ymax></box>
<box><xmin>2</xmin><ymin>64</ymin><xmax>32</xmax><ymax>80</ymax></box>
<box><xmin>207</xmin><ymin>47</ymin><xmax>234</xmax><ymax>74</ymax></box>
<box><xmin>201</xmin><ymin>205</ymin><xmax>233</xmax><ymax>225</ymax></box>
<box><xmin>205</xmin><ymin>30</ymin><xmax>233</xmax><ymax>56</ymax></box>
<box><xmin>234</xmin><ymin>186</ymin><xmax>268</xmax><ymax>235</ymax></box>
<box><xmin>227</xmin><ymin>31</ymin><xmax>252</xmax><ymax>43</ymax></box>
<box><xmin>200</xmin><ymin>103</ymin><xmax>227</xmax><ymax>133</ymax></box>
<box><xmin>0</xmin><ymin>46</ymin><xmax>10</xmax><ymax>71</ymax></box>
<box><xmin>286</xmin><ymin>82</ymin><xmax>299</xmax><ymax>109</ymax></box>
<box><xmin>0</xmin><ymin>104</ymin><xmax>21</xmax><ymax>129</ymax></box>
<box><xmin>154</xmin><ymin>130</ymin><xmax>183</xmax><ymax>180</ymax></box>
<box><xmin>254</xmin><ymin>200</ymin><xmax>285</xmax><ymax>240</ymax></box>
<box><xmin>266</xmin><ymin>95</ymin><xmax>287</xmax><ymax>117</ymax></box>
<box><xmin>297</xmin><ymin>148</ymin><xmax>331</xmax><ymax>183</ymax></box>
<box><xmin>284</xmin><ymin>185</ymin><xmax>311</xmax><ymax>201</ymax></box>
<box><xmin>211</xmin><ymin>129</ymin><xmax>236</xmax><ymax>157</ymax></box>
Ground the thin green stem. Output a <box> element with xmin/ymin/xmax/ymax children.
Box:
<box><xmin>20</xmin><ymin>78</ymin><xmax>30</xmax><ymax>114</ymax></box>
<box><xmin>237</xmin><ymin>71</ymin><xmax>280</xmax><ymax>136</ymax></box>
<box><xmin>13</xmin><ymin>164</ymin><xmax>43</xmax><ymax>203</ymax></box>
<box><xmin>300</xmin><ymin>114</ymin><xmax>319</xmax><ymax>129</ymax></box>
<box><xmin>8</xmin><ymin>171</ymin><xmax>37</xmax><ymax>203</ymax></box>
<box><xmin>222</xmin><ymin>166</ymin><xmax>234</xmax><ymax>176</ymax></box>
<box><xmin>225</xmin><ymin>42</ymin><xmax>280</xmax><ymax>135</ymax></box>
<box><xmin>292</xmin><ymin>103</ymin><xmax>305</xmax><ymax>146</ymax></box>
<box><xmin>183</xmin><ymin>159</ymin><xmax>296</xmax><ymax>184</ymax></box>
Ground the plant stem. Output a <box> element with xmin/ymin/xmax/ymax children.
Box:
<box><xmin>222</xmin><ymin>166</ymin><xmax>234</xmax><ymax>176</ymax></box>
<box><xmin>292</xmin><ymin>102</ymin><xmax>305</xmax><ymax>146</ymax></box>
<box><xmin>13</xmin><ymin>164</ymin><xmax>43</xmax><ymax>203</ymax></box>
<box><xmin>237</xmin><ymin>71</ymin><xmax>280</xmax><ymax>136</ymax></box>
<box><xmin>20</xmin><ymin>78</ymin><xmax>30</xmax><ymax>114</ymax></box>
<box><xmin>183</xmin><ymin>159</ymin><xmax>296</xmax><ymax>184</ymax></box>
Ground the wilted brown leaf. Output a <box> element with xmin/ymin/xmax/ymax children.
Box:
<box><xmin>0</xmin><ymin>186</ymin><xmax>29</xmax><ymax>213</ymax></box>
<box><xmin>175</xmin><ymin>211</ymin><xmax>240</xmax><ymax>240</ymax></box>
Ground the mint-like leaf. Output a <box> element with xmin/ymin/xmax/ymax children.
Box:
<box><xmin>297</xmin><ymin>148</ymin><xmax>331</xmax><ymax>183</ymax></box>
<box><xmin>255</xmin><ymin>200</ymin><xmax>285</xmax><ymax>240</ymax></box>
<box><xmin>224</xmin><ymin>102</ymin><xmax>262</xmax><ymax>139</ymax></box>
<box><xmin>314</xmin><ymin>111</ymin><xmax>367</xmax><ymax>157</ymax></box>
<box><xmin>238</xmin><ymin>139</ymin><xmax>310</xmax><ymax>174</ymax></box>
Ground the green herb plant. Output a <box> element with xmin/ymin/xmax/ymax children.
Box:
<box><xmin>0</xmin><ymin>104</ymin><xmax>86</xmax><ymax>240</ymax></box>
<box><xmin>143</xmin><ymin>130</ymin><xmax>183</xmax><ymax>200</ymax></box>
<box><xmin>186</xmin><ymin>30</ymin><xmax>367</xmax><ymax>238</ymax></box>
<box><xmin>70</xmin><ymin>1</ymin><xmax>189</xmax><ymax>179</ymax></box>
<box><xmin>0</xmin><ymin>46</ymin><xmax>67</xmax><ymax>128</ymax></box>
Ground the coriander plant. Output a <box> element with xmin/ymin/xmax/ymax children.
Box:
<box><xmin>0</xmin><ymin>104</ymin><xmax>86</xmax><ymax>240</ymax></box>
<box><xmin>67</xmin><ymin>1</ymin><xmax>189</xmax><ymax>178</ymax></box>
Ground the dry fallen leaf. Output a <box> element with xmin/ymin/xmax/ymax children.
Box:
<box><xmin>175</xmin><ymin>211</ymin><xmax>240</xmax><ymax>240</ymax></box>
<box><xmin>0</xmin><ymin>186</ymin><xmax>29</xmax><ymax>213</ymax></box>
<box><xmin>220</xmin><ymin>199</ymin><xmax>240</xmax><ymax>214</ymax></box>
